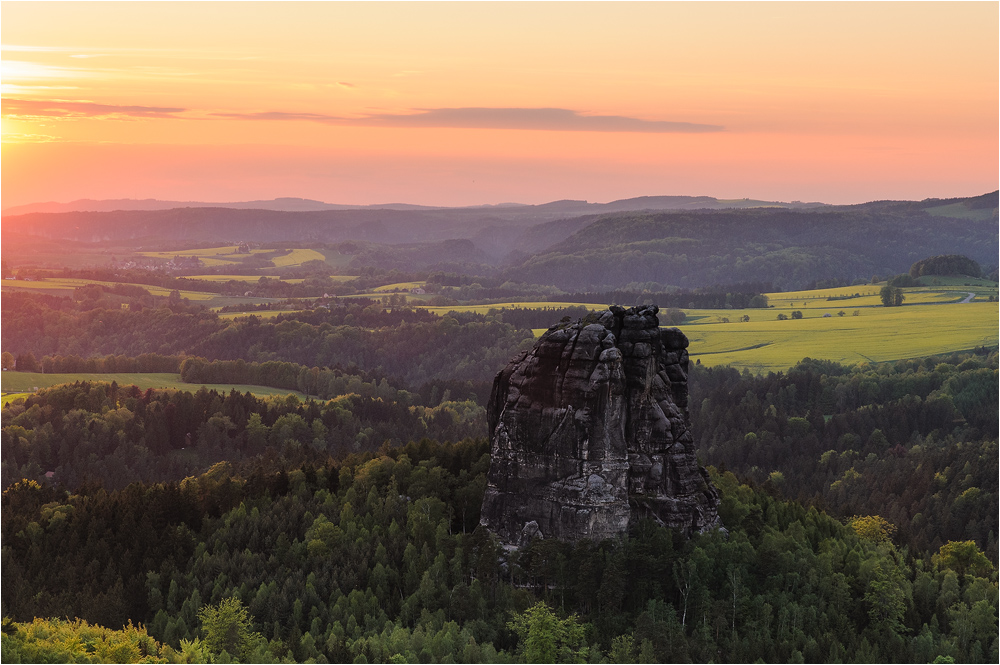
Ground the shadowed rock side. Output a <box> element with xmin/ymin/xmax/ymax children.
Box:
<box><xmin>481</xmin><ymin>305</ymin><xmax>719</xmax><ymax>546</ymax></box>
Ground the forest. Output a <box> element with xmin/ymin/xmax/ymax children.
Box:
<box><xmin>2</xmin><ymin>437</ymin><xmax>996</xmax><ymax>663</ymax></box>
<box><xmin>2</xmin><ymin>234</ymin><xmax>998</xmax><ymax>662</ymax></box>
<box><xmin>2</xmin><ymin>343</ymin><xmax>997</xmax><ymax>662</ymax></box>
<box><xmin>4</xmin><ymin>192</ymin><xmax>997</xmax><ymax>291</ymax></box>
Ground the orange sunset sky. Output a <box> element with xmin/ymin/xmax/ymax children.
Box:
<box><xmin>2</xmin><ymin>1</ymin><xmax>997</xmax><ymax>208</ymax></box>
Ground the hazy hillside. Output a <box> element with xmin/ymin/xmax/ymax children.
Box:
<box><xmin>507</xmin><ymin>203</ymin><xmax>998</xmax><ymax>290</ymax></box>
<box><xmin>0</xmin><ymin>195</ymin><xmax>824</xmax><ymax>254</ymax></box>
<box><xmin>3</xmin><ymin>192</ymin><xmax>994</xmax><ymax>290</ymax></box>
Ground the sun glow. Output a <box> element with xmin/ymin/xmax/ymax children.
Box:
<box><xmin>1</xmin><ymin>2</ymin><xmax>996</xmax><ymax>206</ymax></box>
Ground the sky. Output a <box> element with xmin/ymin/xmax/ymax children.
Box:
<box><xmin>2</xmin><ymin>1</ymin><xmax>997</xmax><ymax>208</ymax></box>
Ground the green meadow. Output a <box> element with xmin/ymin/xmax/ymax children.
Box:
<box><xmin>138</xmin><ymin>246</ymin><xmax>345</xmax><ymax>269</ymax></box>
<box><xmin>371</xmin><ymin>281</ymin><xmax>427</xmax><ymax>293</ymax></box>
<box><xmin>680</xmin><ymin>301</ymin><xmax>996</xmax><ymax>372</ymax></box>
<box><xmin>216</xmin><ymin>309</ymin><xmax>303</xmax><ymax>320</ymax></box>
<box><xmin>1</xmin><ymin>371</ymin><xmax>308</xmax><ymax>400</ymax></box>
<box><xmin>517</xmin><ymin>283</ymin><xmax>998</xmax><ymax>373</ymax></box>
<box><xmin>2</xmin><ymin>277</ymin><xmax>216</xmax><ymax>301</ymax></box>
<box><xmin>270</xmin><ymin>248</ymin><xmax>327</xmax><ymax>267</ymax></box>
<box><xmin>419</xmin><ymin>301</ymin><xmax>608</xmax><ymax>316</ymax></box>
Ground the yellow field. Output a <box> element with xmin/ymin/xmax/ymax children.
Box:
<box><xmin>512</xmin><ymin>284</ymin><xmax>997</xmax><ymax>373</ymax></box>
<box><xmin>1</xmin><ymin>392</ymin><xmax>32</xmax><ymax>406</ymax></box>
<box><xmin>187</xmin><ymin>274</ymin><xmax>278</xmax><ymax>282</ymax></box>
<box><xmin>372</xmin><ymin>281</ymin><xmax>426</xmax><ymax>293</ymax></box>
<box><xmin>765</xmin><ymin>286</ymin><xmax>974</xmax><ymax>309</ymax></box>
<box><xmin>1</xmin><ymin>278</ymin><xmax>216</xmax><ymax>301</ymax></box>
<box><xmin>0</xmin><ymin>371</ymin><xmax>308</xmax><ymax>399</ymax></box>
<box><xmin>271</xmin><ymin>249</ymin><xmax>326</xmax><ymax>267</ymax></box>
<box><xmin>139</xmin><ymin>246</ymin><xmax>330</xmax><ymax>268</ymax></box>
<box><xmin>418</xmin><ymin>301</ymin><xmax>608</xmax><ymax>316</ymax></box>
<box><xmin>684</xmin><ymin>301</ymin><xmax>997</xmax><ymax>372</ymax></box>
<box><xmin>138</xmin><ymin>246</ymin><xmax>272</xmax><ymax>265</ymax></box>
<box><xmin>143</xmin><ymin>247</ymin><xmax>272</xmax><ymax>257</ymax></box>
<box><xmin>216</xmin><ymin>309</ymin><xmax>301</xmax><ymax>320</ymax></box>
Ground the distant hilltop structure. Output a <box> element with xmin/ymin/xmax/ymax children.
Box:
<box><xmin>480</xmin><ymin>305</ymin><xmax>720</xmax><ymax>546</ymax></box>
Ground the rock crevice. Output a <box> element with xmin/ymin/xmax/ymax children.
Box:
<box><xmin>481</xmin><ymin>305</ymin><xmax>719</xmax><ymax>545</ymax></box>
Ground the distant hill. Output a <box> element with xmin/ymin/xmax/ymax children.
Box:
<box><xmin>505</xmin><ymin>197</ymin><xmax>999</xmax><ymax>290</ymax></box>
<box><xmin>0</xmin><ymin>197</ymin><xmax>444</xmax><ymax>216</ymax></box>
<box><xmin>2</xmin><ymin>194</ymin><xmax>825</xmax><ymax>217</ymax></box>
<box><xmin>1</xmin><ymin>195</ymin><xmax>826</xmax><ymax>260</ymax></box>
<box><xmin>3</xmin><ymin>192</ymin><xmax>995</xmax><ymax>290</ymax></box>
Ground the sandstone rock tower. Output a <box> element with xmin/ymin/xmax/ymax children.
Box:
<box><xmin>480</xmin><ymin>305</ymin><xmax>719</xmax><ymax>546</ymax></box>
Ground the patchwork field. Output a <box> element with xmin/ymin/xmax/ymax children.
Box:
<box><xmin>514</xmin><ymin>283</ymin><xmax>998</xmax><ymax>373</ymax></box>
<box><xmin>270</xmin><ymin>248</ymin><xmax>326</xmax><ymax>267</ymax></box>
<box><xmin>1</xmin><ymin>371</ymin><xmax>308</xmax><ymax>399</ymax></box>
<box><xmin>216</xmin><ymin>309</ymin><xmax>302</xmax><ymax>320</ymax></box>
<box><xmin>2</xmin><ymin>277</ymin><xmax>216</xmax><ymax>301</ymax></box>
<box><xmin>419</xmin><ymin>301</ymin><xmax>608</xmax><ymax>316</ymax></box>
<box><xmin>186</xmin><ymin>274</ymin><xmax>284</xmax><ymax>282</ymax></box>
<box><xmin>138</xmin><ymin>246</ymin><xmax>337</xmax><ymax>269</ymax></box>
<box><xmin>683</xmin><ymin>301</ymin><xmax>996</xmax><ymax>372</ymax></box>
<box><xmin>371</xmin><ymin>281</ymin><xmax>427</xmax><ymax>293</ymax></box>
<box><xmin>1</xmin><ymin>391</ymin><xmax>31</xmax><ymax>406</ymax></box>
<box><xmin>138</xmin><ymin>246</ymin><xmax>272</xmax><ymax>267</ymax></box>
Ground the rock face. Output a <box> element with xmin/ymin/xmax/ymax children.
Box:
<box><xmin>480</xmin><ymin>305</ymin><xmax>719</xmax><ymax>546</ymax></box>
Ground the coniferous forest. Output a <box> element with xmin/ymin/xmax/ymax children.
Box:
<box><xmin>2</xmin><ymin>287</ymin><xmax>997</xmax><ymax>663</ymax></box>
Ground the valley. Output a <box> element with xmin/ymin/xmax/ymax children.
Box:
<box><xmin>2</xmin><ymin>192</ymin><xmax>997</xmax><ymax>664</ymax></box>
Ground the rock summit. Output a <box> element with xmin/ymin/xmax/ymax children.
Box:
<box><xmin>480</xmin><ymin>305</ymin><xmax>719</xmax><ymax>546</ymax></box>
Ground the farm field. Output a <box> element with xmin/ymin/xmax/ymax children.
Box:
<box><xmin>2</xmin><ymin>277</ymin><xmax>216</xmax><ymax>300</ymax></box>
<box><xmin>371</xmin><ymin>281</ymin><xmax>426</xmax><ymax>293</ymax></box>
<box><xmin>511</xmin><ymin>283</ymin><xmax>997</xmax><ymax>373</ymax></box>
<box><xmin>138</xmin><ymin>246</ymin><xmax>272</xmax><ymax>267</ymax></box>
<box><xmin>216</xmin><ymin>309</ymin><xmax>302</xmax><ymax>320</ymax></box>
<box><xmin>1</xmin><ymin>392</ymin><xmax>31</xmax><ymax>406</ymax></box>
<box><xmin>0</xmin><ymin>277</ymin><xmax>285</xmax><ymax>310</ymax></box>
<box><xmin>139</xmin><ymin>246</ymin><xmax>268</xmax><ymax>258</ymax></box>
<box><xmin>316</xmin><ymin>248</ymin><xmax>354</xmax><ymax>269</ymax></box>
<box><xmin>765</xmin><ymin>286</ymin><xmax>975</xmax><ymax>309</ymax></box>
<box><xmin>270</xmin><ymin>248</ymin><xmax>326</xmax><ymax>267</ymax></box>
<box><xmin>138</xmin><ymin>246</ymin><xmax>335</xmax><ymax>269</ymax></box>
<box><xmin>682</xmin><ymin>301</ymin><xmax>997</xmax><ymax>372</ymax></box>
<box><xmin>187</xmin><ymin>274</ymin><xmax>283</xmax><ymax>282</ymax></box>
<box><xmin>1</xmin><ymin>371</ymin><xmax>308</xmax><ymax>399</ymax></box>
<box><xmin>419</xmin><ymin>301</ymin><xmax>608</xmax><ymax>316</ymax></box>
<box><xmin>924</xmin><ymin>202</ymin><xmax>997</xmax><ymax>221</ymax></box>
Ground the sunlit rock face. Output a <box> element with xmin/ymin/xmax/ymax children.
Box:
<box><xmin>480</xmin><ymin>305</ymin><xmax>719</xmax><ymax>546</ymax></box>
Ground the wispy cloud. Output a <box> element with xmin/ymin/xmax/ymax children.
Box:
<box><xmin>360</xmin><ymin>108</ymin><xmax>723</xmax><ymax>133</ymax></box>
<box><xmin>214</xmin><ymin>107</ymin><xmax>723</xmax><ymax>133</ymax></box>
<box><xmin>2</xmin><ymin>98</ymin><xmax>186</xmax><ymax>120</ymax></box>
<box><xmin>212</xmin><ymin>110</ymin><xmax>350</xmax><ymax>122</ymax></box>
<box><xmin>1</xmin><ymin>132</ymin><xmax>62</xmax><ymax>144</ymax></box>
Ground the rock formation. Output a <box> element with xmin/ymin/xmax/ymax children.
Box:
<box><xmin>480</xmin><ymin>305</ymin><xmax>719</xmax><ymax>546</ymax></box>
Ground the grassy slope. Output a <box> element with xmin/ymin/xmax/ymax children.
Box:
<box><xmin>1</xmin><ymin>372</ymin><xmax>308</xmax><ymax>399</ymax></box>
<box><xmin>923</xmin><ymin>202</ymin><xmax>997</xmax><ymax>221</ymax></box>
<box><xmin>684</xmin><ymin>299</ymin><xmax>997</xmax><ymax>371</ymax></box>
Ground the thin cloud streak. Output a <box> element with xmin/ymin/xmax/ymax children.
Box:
<box><xmin>212</xmin><ymin>111</ymin><xmax>351</xmax><ymax>122</ymax></box>
<box><xmin>2</xmin><ymin>98</ymin><xmax>186</xmax><ymax>119</ymax></box>
<box><xmin>215</xmin><ymin>107</ymin><xmax>724</xmax><ymax>133</ymax></box>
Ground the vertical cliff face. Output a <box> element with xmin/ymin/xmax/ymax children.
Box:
<box><xmin>480</xmin><ymin>305</ymin><xmax>719</xmax><ymax>546</ymax></box>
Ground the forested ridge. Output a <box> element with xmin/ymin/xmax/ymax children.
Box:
<box><xmin>508</xmin><ymin>209</ymin><xmax>997</xmax><ymax>291</ymax></box>
<box><xmin>5</xmin><ymin>192</ymin><xmax>997</xmax><ymax>292</ymax></box>
<box><xmin>2</xmin><ymin>293</ymin><xmax>533</xmax><ymax>387</ymax></box>
<box><xmin>2</xmin><ymin>284</ymin><xmax>997</xmax><ymax>662</ymax></box>
<box><xmin>2</xmin><ymin>441</ymin><xmax>996</xmax><ymax>663</ymax></box>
